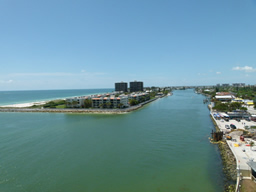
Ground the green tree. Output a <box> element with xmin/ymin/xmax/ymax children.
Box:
<box><xmin>106</xmin><ymin>102</ymin><xmax>112</xmax><ymax>108</ymax></box>
<box><xmin>72</xmin><ymin>100</ymin><xmax>78</xmax><ymax>108</ymax></box>
<box><xmin>99</xmin><ymin>103</ymin><xmax>104</xmax><ymax>108</ymax></box>
<box><xmin>66</xmin><ymin>101</ymin><xmax>72</xmax><ymax>108</ymax></box>
<box><xmin>212</xmin><ymin>102</ymin><xmax>229</xmax><ymax>111</ymax></box>
<box><xmin>240</xmin><ymin>106</ymin><xmax>247</xmax><ymax>111</ymax></box>
<box><xmin>43</xmin><ymin>101</ymin><xmax>57</xmax><ymax>108</ymax></box>
<box><xmin>163</xmin><ymin>90</ymin><xmax>169</xmax><ymax>95</ymax></box>
<box><xmin>117</xmin><ymin>103</ymin><xmax>124</xmax><ymax>108</ymax></box>
<box><xmin>229</xmin><ymin>102</ymin><xmax>242</xmax><ymax>111</ymax></box>
<box><xmin>129</xmin><ymin>99</ymin><xmax>139</xmax><ymax>106</ymax></box>
<box><xmin>139</xmin><ymin>96</ymin><xmax>146</xmax><ymax>103</ymax></box>
<box><xmin>84</xmin><ymin>99</ymin><xmax>92</xmax><ymax>108</ymax></box>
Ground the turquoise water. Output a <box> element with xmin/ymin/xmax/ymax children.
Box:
<box><xmin>0</xmin><ymin>89</ymin><xmax>224</xmax><ymax>191</ymax></box>
<box><xmin>0</xmin><ymin>89</ymin><xmax>113</xmax><ymax>105</ymax></box>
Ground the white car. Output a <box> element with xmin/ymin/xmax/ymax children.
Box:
<box><xmin>225</xmin><ymin>125</ymin><xmax>230</xmax><ymax>129</ymax></box>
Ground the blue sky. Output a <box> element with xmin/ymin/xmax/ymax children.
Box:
<box><xmin>0</xmin><ymin>0</ymin><xmax>256</xmax><ymax>90</ymax></box>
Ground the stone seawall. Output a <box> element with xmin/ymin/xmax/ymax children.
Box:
<box><xmin>0</xmin><ymin>98</ymin><xmax>159</xmax><ymax>114</ymax></box>
<box><xmin>209</xmin><ymin>110</ymin><xmax>237</xmax><ymax>192</ymax></box>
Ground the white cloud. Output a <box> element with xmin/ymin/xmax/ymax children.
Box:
<box><xmin>216</xmin><ymin>72</ymin><xmax>221</xmax><ymax>75</ymax></box>
<box><xmin>0</xmin><ymin>79</ymin><xmax>13</xmax><ymax>84</ymax></box>
<box><xmin>9</xmin><ymin>72</ymin><xmax>74</xmax><ymax>77</ymax></box>
<box><xmin>232</xmin><ymin>66</ymin><xmax>256</xmax><ymax>72</ymax></box>
<box><xmin>9</xmin><ymin>72</ymin><xmax>105</xmax><ymax>77</ymax></box>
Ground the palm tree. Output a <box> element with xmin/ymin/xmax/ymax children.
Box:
<box><xmin>106</xmin><ymin>102</ymin><xmax>111</xmax><ymax>108</ymax></box>
<box><xmin>84</xmin><ymin>99</ymin><xmax>92</xmax><ymax>108</ymax></box>
<box><xmin>72</xmin><ymin>100</ymin><xmax>78</xmax><ymax>108</ymax></box>
<box><xmin>66</xmin><ymin>101</ymin><xmax>72</xmax><ymax>108</ymax></box>
<box><xmin>118</xmin><ymin>103</ymin><xmax>124</xmax><ymax>109</ymax></box>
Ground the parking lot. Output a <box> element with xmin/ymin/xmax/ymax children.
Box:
<box><xmin>211</xmin><ymin>112</ymin><xmax>256</xmax><ymax>172</ymax></box>
<box><xmin>213</xmin><ymin>116</ymin><xmax>256</xmax><ymax>133</ymax></box>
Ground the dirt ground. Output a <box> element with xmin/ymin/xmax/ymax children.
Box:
<box><xmin>240</xmin><ymin>179</ymin><xmax>256</xmax><ymax>192</ymax></box>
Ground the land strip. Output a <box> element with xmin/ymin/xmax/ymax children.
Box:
<box><xmin>0</xmin><ymin>97</ymin><xmax>159</xmax><ymax>114</ymax></box>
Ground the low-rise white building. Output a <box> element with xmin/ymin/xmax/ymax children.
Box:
<box><xmin>66</xmin><ymin>96</ymin><xmax>91</xmax><ymax>108</ymax></box>
<box><xmin>129</xmin><ymin>93</ymin><xmax>150</xmax><ymax>102</ymax></box>
<box><xmin>215</xmin><ymin>92</ymin><xmax>235</xmax><ymax>102</ymax></box>
<box><xmin>92</xmin><ymin>96</ymin><xmax>129</xmax><ymax>108</ymax></box>
<box><xmin>66</xmin><ymin>92</ymin><xmax>150</xmax><ymax>108</ymax></box>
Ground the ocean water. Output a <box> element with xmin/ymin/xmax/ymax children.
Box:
<box><xmin>0</xmin><ymin>89</ymin><xmax>113</xmax><ymax>106</ymax></box>
<box><xmin>0</xmin><ymin>89</ymin><xmax>224</xmax><ymax>192</ymax></box>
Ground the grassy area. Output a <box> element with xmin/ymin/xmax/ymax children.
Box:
<box><xmin>56</xmin><ymin>105</ymin><xmax>66</xmax><ymax>109</ymax></box>
<box><xmin>29</xmin><ymin>100</ymin><xmax>66</xmax><ymax>109</ymax></box>
<box><xmin>43</xmin><ymin>100</ymin><xmax>66</xmax><ymax>108</ymax></box>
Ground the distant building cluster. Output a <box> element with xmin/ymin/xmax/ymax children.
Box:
<box><xmin>65</xmin><ymin>81</ymin><xmax>174</xmax><ymax>109</ymax></box>
<box><xmin>66</xmin><ymin>92</ymin><xmax>151</xmax><ymax>109</ymax></box>
<box><xmin>115</xmin><ymin>81</ymin><xmax>144</xmax><ymax>93</ymax></box>
<box><xmin>216</xmin><ymin>83</ymin><xmax>246</xmax><ymax>87</ymax></box>
<box><xmin>66</xmin><ymin>80</ymin><xmax>151</xmax><ymax>109</ymax></box>
<box><xmin>214</xmin><ymin>92</ymin><xmax>254</xmax><ymax>105</ymax></box>
<box><xmin>66</xmin><ymin>92</ymin><xmax>130</xmax><ymax>109</ymax></box>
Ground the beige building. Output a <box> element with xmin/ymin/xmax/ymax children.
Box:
<box><xmin>92</xmin><ymin>96</ymin><xmax>129</xmax><ymax>108</ymax></box>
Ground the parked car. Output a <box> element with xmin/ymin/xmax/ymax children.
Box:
<box><xmin>230</xmin><ymin>124</ymin><xmax>236</xmax><ymax>129</ymax></box>
<box><xmin>245</xmin><ymin>118</ymin><xmax>251</xmax><ymax>121</ymax></box>
<box><xmin>225</xmin><ymin>125</ymin><xmax>230</xmax><ymax>129</ymax></box>
<box><xmin>245</xmin><ymin>125</ymin><xmax>249</xmax><ymax>129</ymax></box>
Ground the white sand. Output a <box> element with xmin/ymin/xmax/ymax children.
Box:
<box><xmin>0</xmin><ymin>101</ymin><xmax>47</xmax><ymax>108</ymax></box>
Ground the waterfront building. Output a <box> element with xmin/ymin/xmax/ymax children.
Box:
<box><xmin>115</xmin><ymin>82</ymin><xmax>128</xmax><ymax>92</ymax></box>
<box><xmin>244</xmin><ymin>100</ymin><xmax>254</xmax><ymax>106</ymax></box>
<box><xmin>222</xmin><ymin>84</ymin><xmax>230</xmax><ymax>87</ymax></box>
<box><xmin>128</xmin><ymin>93</ymin><xmax>150</xmax><ymax>102</ymax></box>
<box><xmin>232</xmin><ymin>97</ymin><xmax>244</xmax><ymax>103</ymax></box>
<box><xmin>215</xmin><ymin>92</ymin><xmax>235</xmax><ymax>102</ymax></box>
<box><xmin>130</xmin><ymin>81</ymin><xmax>143</xmax><ymax>92</ymax></box>
<box><xmin>66</xmin><ymin>90</ymin><xmax>151</xmax><ymax>109</ymax></box>
<box><xmin>92</xmin><ymin>96</ymin><xmax>129</xmax><ymax>108</ymax></box>
<box><xmin>66</xmin><ymin>96</ymin><xmax>91</xmax><ymax>108</ymax></box>
<box><xmin>233</xmin><ymin>83</ymin><xmax>245</xmax><ymax>87</ymax></box>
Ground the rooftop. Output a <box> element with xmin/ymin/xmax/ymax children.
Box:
<box><xmin>216</xmin><ymin>92</ymin><xmax>233</xmax><ymax>96</ymax></box>
<box><xmin>247</xmin><ymin>161</ymin><xmax>256</xmax><ymax>172</ymax></box>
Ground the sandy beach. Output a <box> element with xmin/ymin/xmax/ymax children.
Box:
<box><xmin>0</xmin><ymin>101</ymin><xmax>47</xmax><ymax>108</ymax></box>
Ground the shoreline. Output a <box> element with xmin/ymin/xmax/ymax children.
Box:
<box><xmin>0</xmin><ymin>101</ymin><xmax>48</xmax><ymax>108</ymax></box>
<box><xmin>0</xmin><ymin>97</ymin><xmax>160</xmax><ymax>114</ymax></box>
<box><xmin>0</xmin><ymin>90</ymin><xmax>113</xmax><ymax>108</ymax></box>
<box><xmin>209</xmin><ymin>110</ymin><xmax>238</xmax><ymax>192</ymax></box>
